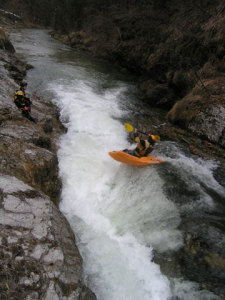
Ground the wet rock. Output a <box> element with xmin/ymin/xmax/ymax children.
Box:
<box><xmin>167</xmin><ymin>76</ymin><xmax>225</xmax><ymax>149</ymax></box>
<box><xmin>42</xmin><ymin>118</ymin><xmax>53</xmax><ymax>133</ymax></box>
<box><xmin>0</xmin><ymin>132</ymin><xmax>61</xmax><ymax>203</ymax></box>
<box><xmin>31</xmin><ymin>133</ymin><xmax>51</xmax><ymax>149</ymax></box>
<box><xmin>170</xmin><ymin>70</ymin><xmax>194</xmax><ymax>96</ymax></box>
<box><xmin>188</xmin><ymin>106</ymin><xmax>225</xmax><ymax>145</ymax></box>
<box><xmin>0</xmin><ymin>49</ymin><xmax>64</xmax><ymax>202</ymax></box>
<box><xmin>157</xmin><ymin>155</ymin><xmax>225</xmax><ymax>298</ymax></box>
<box><xmin>139</xmin><ymin>80</ymin><xmax>176</xmax><ymax>108</ymax></box>
<box><xmin>177</xmin><ymin>223</ymin><xmax>225</xmax><ymax>297</ymax></box>
<box><xmin>0</xmin><ymin>28</ymin><xmax>15</xmax><ymax>52</ymax></box>
<box><xmin>4</xmin><ymin>54</ymin><xmax>32</xmax><ymax>81</ymax></box>
<box><xmin>0</xmin><ymin>175</ymin><xmax>96</xmax><ymax>300</ymax></box>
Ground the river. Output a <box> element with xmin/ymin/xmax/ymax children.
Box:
<box><xmin>10</xmin><ymin>29</ymin><xmax>224</xmax><ymax>300</ymax></box>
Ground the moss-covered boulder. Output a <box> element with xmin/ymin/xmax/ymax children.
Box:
<box><xmin>0</xmin><ymin>28</ymin><xmax>15</xmax><ymax>52</ymax></box>
<box><xmin>167</xmin><ymin>76</ymin><xmax>225</xmax><ymax>148</ymax></box>
<box><xmin>139</xmin><ymin>80</ymin><xmax>177</xmax><ymax>108</ymax></box>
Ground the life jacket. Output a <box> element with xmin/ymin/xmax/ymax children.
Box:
<box><xmin>134</xmin><ymin>135</ymin><xmax>153</xmax><ymax>157</ymax></box>
<box><xmin>14</xmin><ymin>89</ymin><xmax>30</xmax><ymax>110</ymax></box>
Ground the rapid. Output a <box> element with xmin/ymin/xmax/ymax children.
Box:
<box><xmin>10</xmin><ymin>29</ymin><xmax>224</xmax><ymax>300</ymax></box>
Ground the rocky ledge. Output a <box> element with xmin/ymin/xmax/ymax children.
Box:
<box><xmin>0</xmin><ymin>176</ymin><xmax>95</xmax><ymax>299</ymax></box>
<box><xmin>0</xmin><ymin>31</ymin><xmax>96</xmax><ymax>299</ymax></box>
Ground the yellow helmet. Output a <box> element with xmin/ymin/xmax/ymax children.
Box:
<box><xmin>151</xmin><ymin>135</ymin><xmax>160</xmax><ymax>142</ymax></box>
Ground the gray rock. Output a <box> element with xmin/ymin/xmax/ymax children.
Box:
<box><xmin>188</xmin><ymin>106</ymin><xmax>225</xmax><ymax>145</ymax></box>
<box><xmin>0</xmin><ymin>175</ymin><xmax>95</xmax><ymax>299</ymax></box>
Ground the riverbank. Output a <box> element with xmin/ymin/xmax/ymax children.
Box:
<box><xmin>0</xmin><ymin>26</ymin><xmax>96</xmax><ymax>299</ymax></box>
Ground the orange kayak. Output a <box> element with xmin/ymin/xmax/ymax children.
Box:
<box><xmin>109</xmin><ymin>151</ymin><xmax>164</xmax><ymax>166</ymax></box>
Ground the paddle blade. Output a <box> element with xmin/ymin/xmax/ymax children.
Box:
<box><xmin>125</xmin><ymin>123</ymin><xmax>160</xmax><ymax>141</ymax></box>
<box><xmin>124</xmin><ymin>123</ymin><xmax>134</xmax><ymax>132</ymax></box>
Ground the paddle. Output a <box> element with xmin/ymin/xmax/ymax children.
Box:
<box><xmin>124</xmin><ymin>123</ymin><xmax>160</xmax><ymax>141</ymax></box>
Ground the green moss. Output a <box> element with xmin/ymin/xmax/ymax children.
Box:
<box><xmin>205</xmin><ymin>253</ymin><xmax>225</xmax><ymax>269</ymax></box>
<box><xmin>167</xmin><ymin>99</ymin><xmax>198</xmax><ymax>127</ymax></box>
<box><xmin>0</xmin><ymin>29</ymin><xmax>6</xmax><ymax>41</ymax></box>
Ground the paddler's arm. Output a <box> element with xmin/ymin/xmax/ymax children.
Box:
<box><xmin>134</xmin><ymin>128</ymin><xmax>140</xmax><ymax>143</ymax></box>
<box><xmin>148</xmin><ymin>134</ymin><xmax>156</xmax><ymax>146</ymax></box>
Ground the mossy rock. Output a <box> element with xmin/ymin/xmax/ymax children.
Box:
<box><xmin>170</xmin><ymin>70</ymin><xmax>195</xmax><ymax>96</ymax></box>
<box><xmin>140</xmin><ymin>79</ymin><xmax>176</xmax><ymax>108</ymax></box>
<box><xmin>0</xmin><ymin>29</ymin><xmax>15</xmax><ymax>52</ymax></box>
<box><xmin>167</xmin><ymin>96</ymin><xmax>201</xmax><ymax>127</ymax></box>
<box><xmin>0</xmin><ymin>29</ymin><xmax>7</xmax><ymax>40</ymax></box>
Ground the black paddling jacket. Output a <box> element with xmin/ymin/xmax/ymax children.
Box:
<box><xmin>133</xmin><ymin>133</ymin><xmax>155</xmax><ymax>157</ymax></box>
<box><xmin>14</xmin><ymin>89</ymin><xmax>31</xmax><ymax>110</ymax></box>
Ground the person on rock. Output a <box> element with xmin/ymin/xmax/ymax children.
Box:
<box><xmin>124</xmin><ymin>128</ymin><xmax>158</xmax><ymax>157</ymax></box>
<box><xmin>14</xmin><ymin>80</ymin><xmax>36</xmax><ymax>123</ymax></box>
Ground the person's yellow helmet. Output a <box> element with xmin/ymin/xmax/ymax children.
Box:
<box><xmin>151</xmin><ymin>135</ymin><xmax>160</xmax><ymax>142</ymax></box>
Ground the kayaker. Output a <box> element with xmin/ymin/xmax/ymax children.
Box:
<box><xmin>14</xmin><ymin>80</ymin><xmax>36</xmax><ymax>122</ymax></box>
<box><xmin>124</xmin><ymin>128</ymin><xmax>158</xmax><ymax>157</ymax></box>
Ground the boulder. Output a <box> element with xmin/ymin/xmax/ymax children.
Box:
<box><xmin>0</xmin><ymin>28</ymin><xmax>15</xmax><ymax>52</ymax></box>
<box><xmin>139</xmin><ymin>80</ymin><xmax>176</xmax><ymax>109</ymax></box>
<box><xmin>188</xmin><ymin>106</ymin><xmax>225</xmax><ymax>144</ymax></box>
<box><xmin>0</xmin><ymin>175</ymin><xmax>96</xmax><ymax>300</ymax></box>
<box><xmin>167</xmin><ymin>76</ymin><xmax>225</xmax><ymax>148</ymax></box>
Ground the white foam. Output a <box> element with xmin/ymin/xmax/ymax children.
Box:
<box><xmin>171</xmin><ymin>278</ymin><xmax>221</xmax><ymax>300</ymax></box>
<box><xmin>53</xmin><ymin>80</ymin><xmax>181</xmax><ymax>300</ymax></box>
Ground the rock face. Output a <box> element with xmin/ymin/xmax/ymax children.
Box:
<box><xmin>178</xmin><ymin>222</ymin><xmax>225</xmax><ymax>297</ymax></box>
<box><xmin>0</xmin><ymin>32</ymin><xmax>96</xmax><ymax>299</ymax></box>
<box><xmin>167</xmin><ymin>76</ymin><xmax>225</xmax><ymax>149</ymax></box>
<box><xmin>0</xmin><ymin>175</ymin><xmax>95</xmax><ymax>299</ymax></box>
<box><xmin>0</xmin><ymin>50</ymin><xmax>63</xmax><ymax>204</ymax></box>
<box><xmin>188</xmin><ymin>106</ymin><xmax>225</xmax><ymax>146</ymax></box>
<box><xmin>0</xmin><ymin>28</ymin><xmax>15</xmax><ymax>52</ymax></box>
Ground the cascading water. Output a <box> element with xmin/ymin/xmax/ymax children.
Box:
<box><xmin>10</xmin><ymin>29</ymin><xmax>223</xmax><ymax>300</ymax></box>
